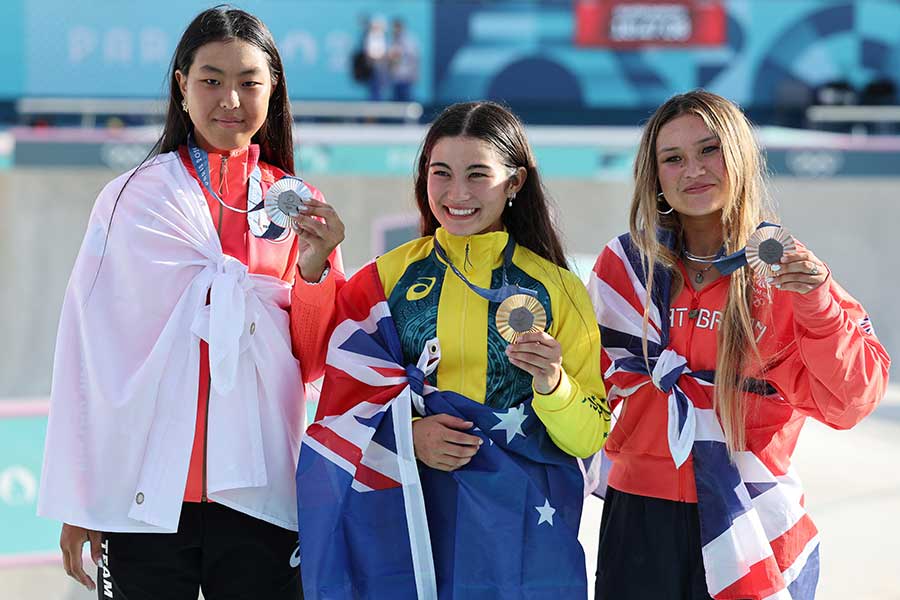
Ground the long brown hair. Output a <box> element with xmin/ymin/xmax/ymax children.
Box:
<box><xmin>630</xmin><ymin>90</ymin><xmax>775</xmax><ymax>454</ymax></box>
<box><xmin>413</xmin><ymin>101</ymin><xmax>568</xmax><ymax>268</ymax></box>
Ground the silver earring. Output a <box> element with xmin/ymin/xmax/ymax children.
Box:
<box><xmin>656</xmin><ymin>192</ymin><xmax>674</xmax><ymax>215</ymax></box>
<box><xmin>181</xmin><ymin>99</ymin><xmax>188</xmax><ymax>113</ymax></box>
<box><xmin>507</xmin><ymin>194</ymin><xmax>515</xmax><ymax>208</ymax></box>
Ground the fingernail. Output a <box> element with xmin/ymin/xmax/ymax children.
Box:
<box><xmin>771</xmin><ymin>264</ymin><xmax>781</xmax><ymax>272</ymax></box>
<box><xmin>775</xmin><ymin>283</ymin><xmax>782</xmax><ymax>289</ymax></box>
<box><xmin>478</xmin><ymin>439</ymin><xmax>483</xmax><ymax>445</ymax></box>
<box><xmin>296</xmin><ymin>205</ymin><xmax>309</xmax><ymax>212</ymax></box>
<box><xmin>765</xmin><ymin>276</ymin><xmax>774</xmax><ymax>284</ymax></box>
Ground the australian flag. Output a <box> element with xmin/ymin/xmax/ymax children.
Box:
<box><xmin>296</xmin><ymin>262</ymin><xmax>587</xmax><ymax>599</ymax></box>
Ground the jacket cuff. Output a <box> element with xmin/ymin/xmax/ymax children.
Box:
<box><xmin>292</xmin><ymin>262</ymin><xmax>335</xmax><ymax>306</ymax></box>
<box><xmin>532</xmin><ymin>368</ymin><xmax>574</xmax><ymax>411</ymax></box>
<box><xmin>790</xmin><ymin>272</ymin><xmax>842</xmax><ymax>336</ymax></box>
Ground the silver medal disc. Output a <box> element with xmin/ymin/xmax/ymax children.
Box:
<box><xmin>264</xmin><ymin>177</ymin><xmax>313</xmax><ymax>228</ymax></box>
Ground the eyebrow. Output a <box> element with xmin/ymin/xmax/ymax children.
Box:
<box><xmin>428</xmin><ymin>161</ymin><xmax>494</xmax><ymax>170</ymax></box>
<box><xmin>658</xmin><ymin>135</ymin><xmax>718</xmax><ymax>153</ymax></box>
<box><xmin>197</xmin><ymin>65</ymin><xmax>262</xmax><ymax>76</ymax></box>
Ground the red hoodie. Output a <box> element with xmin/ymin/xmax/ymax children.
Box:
<box><xmin>177</xmin><ymin>145</ymin><xmax>339</xmax><ymax>502</ymax></box>
<box><xmin>593</xmin><ymin>252</ymin><xmax>891</xmax><ymax>503</ymax></box>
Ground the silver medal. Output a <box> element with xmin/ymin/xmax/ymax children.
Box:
<box><xmin>264</xmin><ymin>177</ymin><xmax>313</xmax><ymax>228</ymax></box>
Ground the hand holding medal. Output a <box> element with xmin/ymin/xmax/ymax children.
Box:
<box><xmin>762</xmin><ymin>239</ymin><xmax>828</xmax><ymax>294</ymax></box>
<box><xmin>504</xmin><ymin>330</ymin><xmax>563</xmax><ymax>395</ymax></box>
<box><xmin>263</xmin><ymin>178</ymin><xmax>345</xmax><ymax>283</ymax></box>
<box><xmin>684</xmin><ymin>224</ymin><xmax>826</xmax><ymax>295</ymax></box>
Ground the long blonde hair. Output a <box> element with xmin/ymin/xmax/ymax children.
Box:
<box><xmin>630</xmin><ymin>90</ymin><xmax>775</xmax><ymax>454</ymax></box>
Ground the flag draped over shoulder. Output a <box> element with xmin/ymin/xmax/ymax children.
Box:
<box><xmin>587</xmin><ymin>233</ymin><xmax>820</xmax><ymax>600</ymax></box>
<box><xmin>296</xmin><ymin>262</ymin><xmax>587</xmax><ymax>600</ymax></box>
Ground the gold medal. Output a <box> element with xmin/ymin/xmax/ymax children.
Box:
<box><xmin>495</xmin><ymin>294</ymin><xmax>547</xmax><ymax>343</ymax></box>
<box><xmin>745</xmin><ymin>226</ymin><xmax>796</xmax><ymax>278</ymax></box>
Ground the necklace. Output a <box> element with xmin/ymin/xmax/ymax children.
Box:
<box><xmin>683</xmin><ymin>248</ymin><xmax>722</xmax><ymax>263</ymax></box>
<box><xmin>686</xmin><ymin>262</ymin><xmax>714</xmax><ymax>283</ymax></box>
<box><xmin>683</xmin><ymin>252</ymin><xmax>716</xmax><ymax>283</ymax></box>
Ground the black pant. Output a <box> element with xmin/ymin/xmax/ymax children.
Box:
<box><xmin>98</xmin><ymin>502</ymin><xmax>301</xmax><ymax>600</ymax></box>
<box><xmin>595</xmin><ymin>487</ymin><xmax>713</xmax><ymax>600</ymax></box>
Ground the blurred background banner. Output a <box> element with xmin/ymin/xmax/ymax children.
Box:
<box><xmin>3</xmin><ymin>0</ymin><xmax>900</xmax><ymax>123</ymax></box>
<box><xmin>0</xmin><ymin>403</ymin><xmax>56</xmax><ymax>566</ymax></box>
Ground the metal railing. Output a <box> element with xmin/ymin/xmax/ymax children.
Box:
<box><xmin>16</xmin><ymin>97</ymin><xmax>424</xmax><ymax>126</ymax></box>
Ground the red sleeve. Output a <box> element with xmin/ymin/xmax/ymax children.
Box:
<box><xmin>761</xmin><ymin>272</ymin><xmax>891</xmax><ymax>429</ymax></box>
<box><xmin>289</xmin><ymin>250</ymin><xmax>346</xmax><ymax>383</ymax></box>
<box><xmin>287</xmin><ymin>182</ymin><xmax>348</xmax><ymax>383</ymax></box>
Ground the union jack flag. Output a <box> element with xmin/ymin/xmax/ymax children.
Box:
<box><xmin>296</xmin><ymin>262</ymin><xmax>587</xmax><ymax>599</ymax></box>
<box><xmin>587</xmin><ymin>233</ymin><xmax>820</xmax><ymax>600</ymax></box>
<box><xmin>858</xmin><ymin>315</ymin><xmax>875</xmax><ymax>336</ymax></box>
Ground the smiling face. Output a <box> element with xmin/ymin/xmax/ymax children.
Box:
<box><xmin>176</xmin><ymin>39</ymin><xmax>273</xmax><ymax>151</ymax></box>
<box><xmin>655</xmin><ymin>113</ymin><xmax>730</xmax><ymax>220</ymax></box>
<box><xmin>426</xmin><ymin>135</ymin><xmax>525</xmax><ymax>237</ymax></box>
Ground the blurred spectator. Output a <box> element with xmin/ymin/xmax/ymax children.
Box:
<box><xmin>363</xmin><ymin>16</ymin><xmax>390</xmax><ymax>101</ymax></box>
<box><xmin>814</xmin><ymin>80</ymin><xmax>857</xmax><ymax>133</ymax></box>
<box><xmin>388</xmin><ymin>18</ymin><xmax>419</xmax><ymax>102</ymax></box>
<box><xmin>860</xmin><ymin>77</ymin><xmax>896</xmax><ymax>105</ymax></box>
<box><xmin>351</xmin><ymin>16</ymin><xmax>373</xmax><ymax>88</ymax></box>
<box><xmin>815</xmin><ymin>79</ymin><xmax>857</xmax><ymax>106</ymax></box>
<box><xmin>861</xmin><ymin>77</ymin><xmax>897</xmax><ymax>134</ymax></box>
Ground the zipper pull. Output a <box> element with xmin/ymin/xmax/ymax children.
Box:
<box><xmin>218</xmin><ymin>154</ymin><xmax>228</xmax><ymax>196</ymax></box>
<box><xmin>464</xmin><ymin>240</ymin><xmax>473</xmax><ymax>271</ymax></box>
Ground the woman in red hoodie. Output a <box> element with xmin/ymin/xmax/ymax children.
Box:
<box><xmin>588</xmin><ymin>90</ymin><xmax>890</xmax><ymax>600</ymax></box>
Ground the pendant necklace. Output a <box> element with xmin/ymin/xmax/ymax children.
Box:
<box><xmin>686</xmin><ymin>262</ymin><xmax>715</xmax><ymax>284</ymax></box>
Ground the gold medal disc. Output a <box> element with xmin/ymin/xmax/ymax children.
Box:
<box><xmin>496</xmin><ymin>294</ymin><xmax>547</xmax><ymax>343</ymax></box>
<box><xmin>745</xmin><ymin>226</ymin><xmax>796</xmax><ymax>278</ymax></box>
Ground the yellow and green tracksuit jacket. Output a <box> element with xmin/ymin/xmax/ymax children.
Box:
<box><xmin>375</xmin><ymin>227</ymin><xmax>610</xmax><ymax>458</ymax></box>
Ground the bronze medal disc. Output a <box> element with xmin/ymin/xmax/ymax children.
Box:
<box><xmin>745</xmin><ymin>226</ymin><xmax>796</xmax><ymax>279</ymax></box>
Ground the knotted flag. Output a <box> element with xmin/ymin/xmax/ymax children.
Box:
<box><xmin>587</xmin><ymin>233</ymin><xmax>820</xmax><ymax>600</ymax></box>
<box><xmin>296</xmin><ymin>262</ymin><xmax>588</xmax><ymax>599</ymax></box>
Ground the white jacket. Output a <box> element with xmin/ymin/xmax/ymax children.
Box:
<box><xmin>38</xmin><ymin>152</ymin><xmax>306</xmax><ymax>533</ymax></box>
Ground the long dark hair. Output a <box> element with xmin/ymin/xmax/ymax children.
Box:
<box><xmin>413</xmin><ymin>101</ymin><xmax>568</xmax><ymax>268</ymax></box>
<box><xmin>157</xmin><ymin>5</ymin><xmax>293</xmax><ymax>171</ymax></box>
<box><xmin>90</xmin><ymin>6</ymin><xmax>292</xmax><ymax>296</ymax></box>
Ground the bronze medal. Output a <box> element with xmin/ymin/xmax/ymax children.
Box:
<box><xmin>745</xmin><ymin>226</ymin><xmax>796</xmax><ymax>278</ymax></box>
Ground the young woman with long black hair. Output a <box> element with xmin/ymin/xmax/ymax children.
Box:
<box><xmin>294</xmin><ymin>101</ymin><xmax>610</xmax><ymax>597</ymax></box>
<box><xmin>38</xmin><ymin>7</ymin><xmax>343</xmax><ymax>599</ymax></box>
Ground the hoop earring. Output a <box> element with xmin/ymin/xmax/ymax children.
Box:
<box><xmin>181</xmin><ymin>99</ymin><xmax>188</xmax><ymax>113</ymax></box>
<box><xmin>656</xmin><ymin>192</ymin><xmax>674</xmax><ymax>215</ymax></box>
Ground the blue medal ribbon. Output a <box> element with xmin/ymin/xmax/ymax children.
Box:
<box><xmin>432</xmin><ymin>235</ymin><xmax>538</xmax><ymax>303</ymax></box>
<box><xmin>187</xmin><ymin>133</ymin><xmax>286</xmax><ymax>240</ymax></box>
<box><xmin>686</xmin><ymin>221</ymin><xmax>782</xmax><ymax>276</ymax></box>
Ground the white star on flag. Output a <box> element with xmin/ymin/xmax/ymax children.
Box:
<box><xmin>535</xmin><ymin>498</ymin><xmax>555</xmax><ymax>526</ymax></box>
<box><xmin>471</xmin><ymin>427</ymin><xmax>494</xmax><ymax>446</ymax></box>
<box><xmin>490</xmin><ymin>404</ymin><xmax>528</xmax><ymax>443</ymax></box>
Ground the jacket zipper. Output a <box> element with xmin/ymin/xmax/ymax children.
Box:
<box><xmin>202</xmin><ymin>154</ymin><xmax>229</xmax><ymax>503</ymax></box>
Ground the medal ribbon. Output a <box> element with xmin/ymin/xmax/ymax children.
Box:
<box><xmin>684</xmin><ymin>221</ymin><xmax>782</xmax><ymax>275</ymax></box>
<box><xmin>187</xmin><ymin>133</ymin><xmax>286</xmax><ymax>240</ymax></box>
<box><xmin>432</xmin><ymin>235</ymin><xmax>538</xmax><ymax>303</ymax></box>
